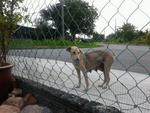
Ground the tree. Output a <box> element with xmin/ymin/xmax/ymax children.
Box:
<box><xmin>38</xmin><ymin>0</ymin><xmax>98</xmax><ymax>40</ymax></box>
<box><xmin>93</xmin><ymin>32</ymin><xmax>104</xmax><ymax>41</ymax></box>
<box><xmin>35</xmin><ymin>19</ymin><xmax>61</xmax><ymax>40</ymax></box>
<box><xmin>0</xmin><ymin>0</ymin><xmax>26</xmax><ymax>65</ymax></box>
<box><xmin>106</xmin><ymin>23</ymin><xmax>139</xmax><ymax>42</ymax></box>
<box><xmin>119</xmin><ymin>23</ymin><xmax>137</xmax><ymax>42</ymax></box>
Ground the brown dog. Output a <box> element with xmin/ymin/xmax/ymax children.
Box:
<box><xmin>66</xmin><ymin>46</ymin><xmax>113</xmax><ymax>91</ymax></box>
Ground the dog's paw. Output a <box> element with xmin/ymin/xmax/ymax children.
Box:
<box><xmin>102</xmin><ymin>86</ymin><xmax>107</xmax><ymax>89</ymax></box>
<box><xmin>98</xmin><ymin>84</ymin><xmax>103</xmax><ymax>87</ymax></box>
<box><xmin>75</xmin><ymin>84</ymin><xmax>81</xmax><ymax>88</ymax></box>
<box><xmin>98</xmin><ymin>84</ymin><xmax>108</xmax><ymax>89</ymax></box>
<box><xmin>83</xmin><ymin>88</ymin><xmax>89</xmax><ymax>92</ymax></box>
<box><xmin>76</xmin><ymin>85</ymin><xmax>81</xmax><ymax>88</ymax></box>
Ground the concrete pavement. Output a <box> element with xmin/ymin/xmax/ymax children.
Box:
<box><xmin>9</xmin><ymin>56</ymin><xmax>150</xmax><ymax>113</ymax></box>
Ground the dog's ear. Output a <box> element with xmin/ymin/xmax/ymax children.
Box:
<box><xmin>79</xmin><ymin>48</ymin><xmax>83</xmax><ymax>53</ymax></box>
<box><xmin>66</xmin><ymin>47</ymin><xmax>71</xmax><ymax>52</ymax></box>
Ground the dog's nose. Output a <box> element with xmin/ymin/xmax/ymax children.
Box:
<box><xmin>76</xmin><ymin>58</ymin><xmax>79</xmax><ymax>61</ymax></box>
<box><xmin>75</xmin><ymin>59</ymin><xmax>80</xmax><ymax>63</ymax></box>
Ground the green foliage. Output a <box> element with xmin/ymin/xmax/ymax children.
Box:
<box><xmin>119</xmin><ymin>23</ymin><xmax>137</xmax><ymax>42</ymax></box>
<box><xmin>106</xmin><ymin>23</ymin><xmax>148</xmax><ymax>44</ymax></box>
<box><xmin>106</xmin><ymin>37</ymin><xmax>125</xmax><ymax>44</ymax></box>
<box><xmin>0</xmin><ymin>0</ymin><xmax>26</xmax><ymax>65</ymax></box>
<box><xmin>146</xmin><ymin>33</ymin><xmax>150</xmax><ymax>45</ymax></box>
<box><xmin>92</xmin><ymin>32</ymin><xmax>104</xmax><ymax>41</ymax></box>
<box><xmin>10</xmin><ymin>39</ymin><xmax>102</xmax><ymax>49</ymax></box>
<box><xmin>38</xmin><ymin>0</ymin><xmax>98</xmax><ymax>39</ymax></box>
<box><xmin>132</xmin><ymin>32</ymin><xmax>150</xmax><ymax>45</ymax></box>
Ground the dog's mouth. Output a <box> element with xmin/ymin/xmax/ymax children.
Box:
<box><xmin>74</xmin><ymin>59</ymin><xmax>80</xmax><ymax>64</ymax></box>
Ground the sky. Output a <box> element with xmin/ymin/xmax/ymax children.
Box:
<box><xmin>20</xmin><ymin>0</ymin><xmax>150</xmax><ymax>36</ymax></box>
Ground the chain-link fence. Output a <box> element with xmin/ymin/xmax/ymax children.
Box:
<box><xmin>8</xmin><ymin>0</ymin><xmax>150</xmax><ymax>113</ymax></box>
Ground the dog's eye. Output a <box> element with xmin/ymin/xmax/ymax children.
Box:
<box><xmin>73</xmin><ymin>52</ymin><xmax>76</xmax><ymax>54</ymax></box>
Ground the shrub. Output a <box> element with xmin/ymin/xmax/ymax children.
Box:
<box><xmin>132</xmin><ymin>33</ymin><xmax>150</xmax><ymax>45</ymax></box>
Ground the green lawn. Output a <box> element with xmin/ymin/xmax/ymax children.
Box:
<box><xmin>10</xmin><ymin>39</ymin><xmax>102</xmax><ymax>49</ymax></box>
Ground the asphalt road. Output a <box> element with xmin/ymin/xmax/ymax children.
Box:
<box><xmin>9</xmin><ymin>44</ymin><xmax>150</xmax><ymax>74</ymax></box>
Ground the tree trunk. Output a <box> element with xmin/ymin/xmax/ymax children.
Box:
<box><xmin>0</xmin><ymin>0</ymin><xmax>3</xmax><ymax>15</ymax></box>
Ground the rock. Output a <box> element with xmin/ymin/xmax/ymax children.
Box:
<box><xmin>3</xmin><ymin>96</ymin><xmax>24</xmax><ymax>109</ymax></box>
<box><xmin>21</xmin><ymin>105</ymin><xmax>52</xmax><ymax>113</ymax></box>
<box><xmin>8</xmin><ymin>88</ymin><xmax>22</xmax><ymax>97</ymax></box>
<box><xmin>0</xmin><ymin>105</ymin><xmax>20</xmax><ymax>113</ymax></box>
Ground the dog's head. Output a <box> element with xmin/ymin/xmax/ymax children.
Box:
<box><xmin>66</xmin><ymin>46</ymin><xmax>82</xmax><ymax>61</ymax></box>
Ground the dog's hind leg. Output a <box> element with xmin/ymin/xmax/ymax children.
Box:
<box><xmin>97</xmin><ymin>63</ymin><xmax>106</xmax><ymax>88</ymax></box>
<box><xmin>102</xmin><ymin>70</ymin><xmax>109</xmax><ymax>89</ymax></box>
<box><xmin>102</xmin><ymin>63</ymin><xmax>111</xmax><ymax>89</ymax></box>
<box><xmin>98</xmin><ymin>62</ymin><xmax>110</xmax><ymax>89</ymax></box>
<box><xmin>82</xmin><ymin>70</ymin><xmax>89</xmax><ymax>92</ymax></box>
<box><xmin>103</xmin><ymin>55</ymin><xmax>113</xmax><ymax>89</ymax></box>
<box><xmin>75</xmin><ymin>68</ymin><xmax>81</xmax><ymax>88</ymax></box>
<box><xmin>98</xmin><ymin>72</ymin><xmax>107</xmax><ymax>88</ymax></box>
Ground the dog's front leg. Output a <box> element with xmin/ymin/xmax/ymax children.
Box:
<box><xmin>75</xmin><ymin>68</ymin><xmax>81</xmax><ymax>88</ymax></box>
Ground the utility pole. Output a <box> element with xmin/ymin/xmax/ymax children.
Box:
<box><xmin>59</xmin><ymin>0</ymin><xmax>65</xmax><ymax>38</ymax></box>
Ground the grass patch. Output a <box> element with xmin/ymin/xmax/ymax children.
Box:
<box><xmin>10</xmin><ymin>39</ymin><xmax>33</xmax><ymax>48</ymax></box>
<box><xmin>10</xmin><ymin>39</ymin><xmax>102</xmax><ymax>49</ymax></box>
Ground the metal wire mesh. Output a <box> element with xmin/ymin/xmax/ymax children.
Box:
<box><xmin>7</xmin><ymin>0</ymin><xmax>150</xmax><ymax>113</ymax></box>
